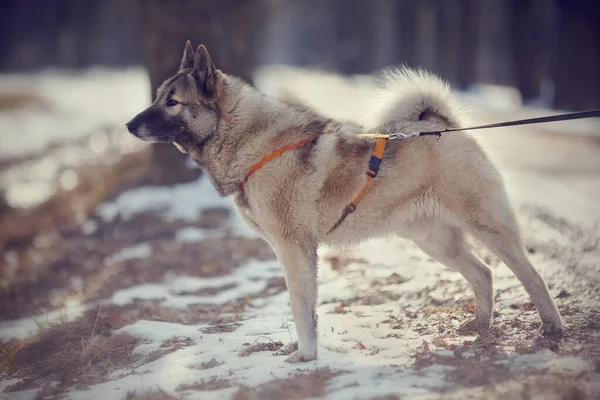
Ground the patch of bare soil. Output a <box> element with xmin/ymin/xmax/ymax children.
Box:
<box><xmin>0</xmin><ymin>207</ymin><xmax>274</xmax><ymax>320</ymax></box>
<box><xmin>126</xmin><ymin>388</ymin><xmax>177</xmax><ymax>400</ymax></box>
<box><xmin>92</xmin><ymin>300</ymin><xmax>246</xmax><ymax>333</ymax></box>
<box><xmin>0</xmin><ymin>129</ymin><xmax>151</xmax><ymax>252</ymax></box>
<box><xmin>233</xmin><ymin>367</ymin><xmax>344</xmax><ymax>400</ymax></box>
<box><xmin>74</xmin><ymin>274</ymin><xmax>285</xmax><ymax>336</ymax></box>
<box><xmin>434</xmin><ymin>371</ymin><xmax>600</xmax><ymax>400</ymax></box>
<box><xmin>400</xmin><ymin>290</ymin><xmax>600</xmax><ymax>395</ymax></box>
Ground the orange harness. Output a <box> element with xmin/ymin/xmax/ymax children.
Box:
<box><xmin>239</xmin><ymin>134</ymin><xmax>389</xmax><ymax>234</ymax></box>
<box><xmin>328</xmin><ymin>136</ymin><xmax>388</xmax><ymax>233</ymax></box>
<box><xmin>239</xmin><ymin>135</ymin><xmax>320</xmax><ymax>191</ymax></box>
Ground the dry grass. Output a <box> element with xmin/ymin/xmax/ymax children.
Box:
<box><xmin>233</xmin><ymin>367</ymin><xmax>344</xmax><ymax>400</ymax></box>
<box><xmin>239</xmin><ymin>336</ymin><xmax>284</xmax><ymax>357</ymax></box>
<box><xmin>0</xmin><ymin>340</ymin><xmax>21</xmax><ymax>375</ymax></box>
<box><xmin>189</xmin><ymin>358</ymin><xmax>224</xmax><ymax>370</ymax></box>
<box><xmin>126</xmin><ymin>388</ymin><xmax>177</xmax><ymax>400</ymax></box>
<box><xmin>5</xmin><ymin>309</ymin><xmax>137</xmax><ymax>392</ymax></box>
<box><xmin>176</xmin><ymin>376</ymin><xmax>234</xmax><ymax>392</ymax></box>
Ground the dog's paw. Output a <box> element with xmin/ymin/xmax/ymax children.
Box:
<box><xmin>284</xmin><ymin>349</ymin><xmax>317</xmax><ymax>363</ymax></box>
<box><xmin>458</xmin><ymin>317</ymin><xmax>489</xmax><ymax>332</ymax></box>
<box><xmin>540</xmin><ymin>319</ymin><xmax>564</xmax><ymax>337</ymax></box>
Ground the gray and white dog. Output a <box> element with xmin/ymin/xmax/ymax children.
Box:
<box><xmin>126</xmin><ymin>41</ymin><xmax>563</xmax><ymax>363</ymax></box>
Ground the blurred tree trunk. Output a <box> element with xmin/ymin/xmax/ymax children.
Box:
<box><xmin>455</xmin><ymin>0</ymin><xmax>478</xmax><ymax>89</ymax></box>
<box><xmin>509</xmin><ymin>0</ymin><xmax>540</xmax><ymax>102</ymax></box>
<box><xmin>372</xmin><ymin>0</ymin><xmax>395</xmax><ymax>69</ymax></box>
<box><xmin>553</xmin><ymin>0</ymin><xmax>600</xmax><ymax>110</ymax></box>
<box><xmin>395</xmin><ymin>1</ymin><xmax>417</xmax><ymax>68</ymax></box>
<box><xmin>138</xmin><ymin>0</ymin><xmax>265</xmax><ymax>186</ymax></box>
<box><xmin>475</xmin><ymin>0</ymin><xmax>512</xmax><ymax>85</ymax></box>
<box><xmin>437</xmin><ymin>0</ymin><xmax>476</xmax><ymax>89</ymax></box>
<box><xmin>333</xmin><ymin>0</ymin><xmax>377</xmax><ymax>75</ymax></box>
<box><xmin>414</xmin><ymin>0</ymin><xmax>439</xmax><ymax>73</ymax></box>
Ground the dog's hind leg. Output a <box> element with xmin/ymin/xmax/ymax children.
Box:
<box><xmin>413</xmin><ymin>225</ymin><xmax>494</xmax><ymax>331</ymax></box>
<box><xmin>272</xmin><ymin>240</ymin><xmax>319</xmax><ymax>362</ymax></box>
<box><xmin>461</xmin><ymin>192</ymin><xmax>564</xmax><ymax>335</ymax></box>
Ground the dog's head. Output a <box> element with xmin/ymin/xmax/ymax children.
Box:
<box><xmin>126</xmin><ymin>41</ymin><xmax>219</xmax><ymax>147</ymax></box>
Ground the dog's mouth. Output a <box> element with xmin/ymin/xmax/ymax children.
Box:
<box><xmin>135</xmin><ymin>132</ymin><xmax>173</xmax><ymax>144</ymax></box>
<box><xmin>127</xmin><ymin>124</ymin><xmax>176</xmax><ymax>144</ymax></box>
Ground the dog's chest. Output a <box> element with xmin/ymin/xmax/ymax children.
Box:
<box><xmin>233</xmin><ymin>191</ymin><xmax>269</xmax><ymax>239</ymax></box>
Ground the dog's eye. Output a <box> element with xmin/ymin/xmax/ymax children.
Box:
<box><xmin>166</xmin><ymin>99</ymin><xmax>179</xmax><ymax>107</ymax></box>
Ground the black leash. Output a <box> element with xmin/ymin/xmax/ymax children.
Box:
<box><xmin>388</xmin><ymin>109</ymin><xmax>600</xmax><ymax>141</ymax></box>
<box><xmin>331</xmin><ymin>108</ymin><xmax>599</xmax><ymax>234</ymax></box>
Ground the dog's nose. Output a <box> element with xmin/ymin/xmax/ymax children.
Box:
<box><xmin>126</xmin><ymin>119</ymin><xmax>140</xmax><ymax>133</ymax></box>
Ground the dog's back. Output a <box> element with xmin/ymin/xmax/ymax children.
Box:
<box><xmin>320</xmin><ymin>68</ymin><xmax>500</xmax><ymax>243</ymax></box>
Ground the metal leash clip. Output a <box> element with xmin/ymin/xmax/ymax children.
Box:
<box><xmin>387</xmin><ymin>132</ymin><xmax>419</xmax><ymax>141</ymax></box>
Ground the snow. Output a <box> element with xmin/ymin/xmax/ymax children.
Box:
<box><xmin>0</xmin><ymin>68</ymin><xmax>150</xmax><ymax>160</ymax></box>
<box><xmin>110</xmin><ymin>259</ymin><xmax>280</xmax><ymax>307</ymax></box>
<box><xmin>96</xmin><ymin>176</ymin><xmax>226</xmax><ymax>222</ymax></box>
<box><xmin>96</xmin><ymin>174</ymin><xmax>259</xmax><ymax>238</ymax></box>
<box><xmin>64</xmin><ymin>236</ymin><xmax>591</xmax><ymax>400</ymax></box>
<box><xmin>175</xmin><ymin>226</ymin><xmax>213</xmax><ymax>241</ymax></box>
<box><xmin>76</xmin><ymin>258</ymin><xmax>454</xmax><ymax>399</ymax></box>
<box><xmin>104</xmin><ymin>243</ymin><xmax>153</xmax><ymax>266</ymax></box>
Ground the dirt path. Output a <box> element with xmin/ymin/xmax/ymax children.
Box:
<box><xmin>2</xmin><ymin>171</ymin><xmax>598</xmax><ymax>399</ymax></box>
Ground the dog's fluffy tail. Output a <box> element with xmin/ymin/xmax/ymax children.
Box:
<box><xmin>370</xmin><ymin>67</ymin><xmax>467</xmax><ymax>128</ymax></box>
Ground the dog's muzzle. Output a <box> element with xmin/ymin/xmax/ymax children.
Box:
<box><xmin>126</xmin><ymin>118</ymin><xmax>141</xmax><ymax>136</ymax></box>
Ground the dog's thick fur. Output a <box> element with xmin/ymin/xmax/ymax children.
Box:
<box><xmin>127</xmin><ymin>42</ymin><xmax>563</xmax><ymax>363</ymax></box>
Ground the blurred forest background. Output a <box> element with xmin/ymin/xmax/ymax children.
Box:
<box><xmin>2</xmin><ymin>0</ymin><xmax>599</xmax><ymax>109</ymax></box>
<box><xmin>1</xmin><ymin>0</ymin><xmax>598</xmax><ymax>187</ymax></box>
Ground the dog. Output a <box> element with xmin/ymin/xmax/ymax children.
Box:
<box><xmin>126</xmin><ymin>41</ymin><xmax>563</xmax><ymax>363</ymax></box>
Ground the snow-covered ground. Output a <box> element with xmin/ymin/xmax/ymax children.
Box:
<box><xmin>1</xmin><ymin>67</ymin><xmax>599</xmax><ymax>399</ymax></box>
<box><xmin>0</xmin><ymin>68</ymin><xmax>150</xmax><ymax>160</ymax></box>
<box><xmin>0</xmin><ymin>68</ymin><xmax>150</xmax><ymax>209</ymax></box>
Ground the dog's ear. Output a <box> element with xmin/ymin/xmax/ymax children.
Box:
<box><xmin>193</xmin><ymin>45</ymin><xmax>216</xmax><ymax>96</ymax></box>
<box><xmin>180</xmin><ymin>40</ymin><xmax>196</xmax><ymax>71</ymax></box>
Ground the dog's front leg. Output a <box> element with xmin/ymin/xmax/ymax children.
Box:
<box><xmin>274</xmin><ymin>240</ymin><xmax>318</xmax><ymax>362</ymax></box>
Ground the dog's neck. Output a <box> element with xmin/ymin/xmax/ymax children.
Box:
<box><xmin>181</xmin><ymin>75</ymin><xmax>332</xmax><ymax>196</ymax></box>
